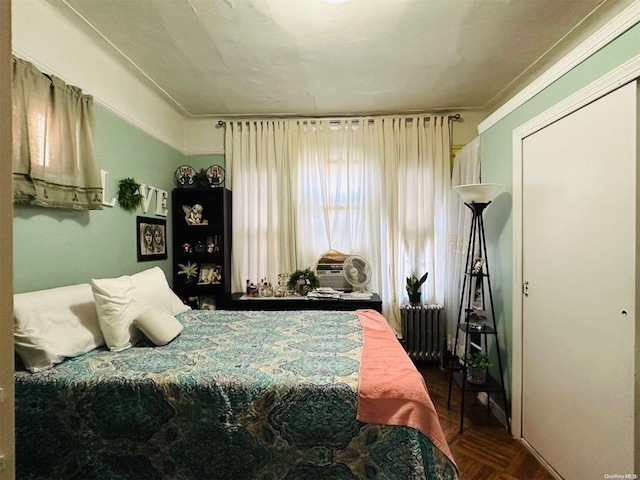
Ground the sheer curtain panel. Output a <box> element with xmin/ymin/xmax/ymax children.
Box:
<box><xmin>225</xmin><ymin>120</ymin><xmax>298</xmax><ymax>293</ymax></box>
<box><xmin>295</xmin><ymin>120</ymin><xmax>383</xmax><ymax>273</ymax></box>
<box><xmin>12</xmin><ymin>57</ymin><xmax>102</xmax><ymax>210</ymax></box>
<box><xmin>381</xmin><ymin>117</ymin><xmax>450</xmax><ymax>332</ymax></box>
<box><xmin>444</xmin><ymin>137</ymin><xmax>481</xmax><ymax>351</ymax></box>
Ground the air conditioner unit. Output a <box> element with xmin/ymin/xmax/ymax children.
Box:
<box><xmin>317</xmin><ymin>263</ymin><xmax>351</xmax><ymax>291</ymax></box>
<box><xmin>316</xmin><ymin>250</ymin><xmax>351</xmax><ymax>291</ymax></box>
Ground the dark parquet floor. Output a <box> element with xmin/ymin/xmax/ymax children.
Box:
<box><xmin>418</xmin><ymin>363</ymin><xmax>557</xmax><ymax>480</ymax></box>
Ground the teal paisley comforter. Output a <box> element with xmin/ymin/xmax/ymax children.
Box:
<box><xmin>15</xmin><ymin>309</ymin><xmax>457</xmax><ymax>480</ymax></box>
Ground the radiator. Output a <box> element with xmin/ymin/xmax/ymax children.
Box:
<box><xmin>400</xmin><ymin>304</ymin><xmax>445</xmax><ymax>365</ymax></box>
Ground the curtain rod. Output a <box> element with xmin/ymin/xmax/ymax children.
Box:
<box><xmin>217</xmin><ymin>113</ymin><xmax>460</xmax><ymax>127</ymax></box>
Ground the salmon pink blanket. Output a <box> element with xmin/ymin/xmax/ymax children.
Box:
<box><xmin>356</xmin><ymin>309</ymin><xmax>456</xmax><ymax>468</ymax></box>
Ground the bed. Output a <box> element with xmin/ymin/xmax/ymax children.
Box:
<box><xmin>14</xmin><ymin>269</ymin><xmax>458</xmax><ymax>479</ymax></box>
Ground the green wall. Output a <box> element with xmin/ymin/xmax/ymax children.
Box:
<box><xmin>13</xmin><ymin>105</ymin><xmax>224</xmax><ymax>293</ymax></box>
<box><xmin>480</xmin><ymin>22</ymin><xmax>640</xmax><ymax>396</ymax></box>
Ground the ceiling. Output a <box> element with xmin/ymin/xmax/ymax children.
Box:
<box><xmin>48</xmin><ymin>0</ymin><xmax>624</xmax><ymax>118</ymax></box>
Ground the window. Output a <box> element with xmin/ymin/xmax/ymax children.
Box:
<box><xmin>227</xmin><ymin>116</ymin><xmax>450</xmax><ymax>334</ymax></box>
<box><xmin>12</xmin><ymin>56</ymin><xmax>102</xmax><ymax>210</ymax></box>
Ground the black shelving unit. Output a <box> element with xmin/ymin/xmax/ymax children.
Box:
<box><xmin>172</xmin><ymin>187</ymin><xmax>231</xmax><ymax>309</ymax></box>
<box><xmin>447</xmin><ymin>200</ymin><xmax>509</xmax><ymax>434</ymax></box>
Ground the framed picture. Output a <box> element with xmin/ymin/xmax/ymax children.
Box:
<box><xmin>199</xmin><ymin>296</ymin><xmax>216</xmax><ymax>310</ymax></box>
<box><xmin>137</xmin><ymin>216</ymin><xmax>168</xmax><ymax>261</ymax></box>
<box><xmin>197</xmin><ymin>263</ymin><xmax>222</xmax><ymax>285</ymax></box>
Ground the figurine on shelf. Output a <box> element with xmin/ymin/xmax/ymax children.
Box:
<box><xmin>183</xmin><ymin>203</ymin><xmax>208</xmax><ymax>225</ymax></box>
<box><xmin>276</xmin><ymin>273</ymin><xmax>293</xmax><ymax>297</ymax></box>
<box><xmin>471</xmin><ymin>257</ymin><xmax>485</xmax><ymax>274</ymax></box>
<box><xmin>211</xmin><ymin>265</ymin><xmax>222</xmax><ymax>285</ymax></box>
<box><xmin>246</xmin><ymin>279</ymin><xmax>258</xmax><ymax>297</ymax></box>
<box><xmin>206</xmin><ymin>235</ymin><xmax>220</xmax><ymax>253</ymax></box>
<box><xmin>258</xmin><ymin>278</ymin><xmax>273</xmax><ymax>297</ymax></box>
<box><xmin>246</xmin><ymin>278</ymin><xmax>275</xmax><ymax>296</ymax></box>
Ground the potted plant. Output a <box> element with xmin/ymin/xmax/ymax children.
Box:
<box><xmin>287</xmin><ymin>268</ymin><xmax>320</xmax><ymax>296</ymax></box>
<box><xmin>464</xmin><ymin>351</ymin><xmax>492</xmax><ymax>385</ymax></box>
<box><xmin>178</xmin><ymin>261</ymin><xmax>199</xmax><ymax>286</ymax></box>
<box><xmin>406</xmin><ymin>271</ymin><xmax>428</xmax><ymax>304</ymax></box>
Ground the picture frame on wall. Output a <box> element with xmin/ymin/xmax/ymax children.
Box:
<box><xmin>137</xmin><ymin>216</ymin><xmax>168</xmax><ymax>262</ymax></box>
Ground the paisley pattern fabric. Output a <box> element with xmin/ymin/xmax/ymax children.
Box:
<box><xmin>15</xmin><ymin>310</ymin><xmax>458</xmax><ymax>480</ymax></box>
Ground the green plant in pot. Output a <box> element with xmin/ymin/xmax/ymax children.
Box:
<box><xmin>464</xmin><ymin>351</ymin><xmax>493</xmax><ymax>385</ymax></box>
<box><xmin>406</xmin><ymin>271</ymin><xmax>428</xmax><ymax>304</ymax></box>
<box><xmin>287</xmin><ymin>268</ymin><xmax>320</xmax><ymax>296</ymax></box>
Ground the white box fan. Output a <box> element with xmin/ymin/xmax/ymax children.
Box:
<box><xmin>342</xmin><ymin>255</ymin><xmax>373</xmax><ymax>298</ymax></box>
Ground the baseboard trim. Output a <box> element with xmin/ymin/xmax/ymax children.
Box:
<box><xmin>477</xmin><ymin>392</ymin><xmax>509</xmax><ymax>429</ymax></box>
<box><xmin>519</xmin><ymin>439</ymin><xmax>564</xmax><ymax>480</ymax></box>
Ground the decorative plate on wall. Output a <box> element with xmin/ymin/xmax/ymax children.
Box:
<box><xmin>175</xmin><ymin>165</ymin><xmax>196</xmax><ymax>187</ymax></box>
<box><xmin>206</xmin><ymin>165</ymin><xmax>225</xmax><ymax>186</ymax></box>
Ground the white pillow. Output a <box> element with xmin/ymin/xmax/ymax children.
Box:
<box><xmin>135</xmin><ymin>307</ymin><xmax>184</xmax><ymax>346</ymax></box>
<box><xmin>14</xmin><ymin>283</ymin><xmax>105</xmax><ymax>372</ymax></box>
<box><xmin>91</xmin><ymin>267</ymin><xmax>190</xmax><ymax>352</ymax></box>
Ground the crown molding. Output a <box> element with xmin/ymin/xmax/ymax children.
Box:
<box><xmin>478</xmin><ymin>2</ymin><xmax>640</xmax><ymax>134</ymax></box>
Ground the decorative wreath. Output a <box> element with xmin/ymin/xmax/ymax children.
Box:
<box><xmin>116</xmin><ymin>177</ymin><xmax>143</xmax><ymax>213</ymax></box>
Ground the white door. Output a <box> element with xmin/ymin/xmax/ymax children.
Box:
<box><xmin>521</xmin><ymin>81</ymin><xmax>637</xmax><ymax>479</ymax></box>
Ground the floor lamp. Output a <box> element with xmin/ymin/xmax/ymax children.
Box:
<box><xmin>447</xmin><ymin>183</ymin><xmax>510</xmax><ymax>433</ymax></box>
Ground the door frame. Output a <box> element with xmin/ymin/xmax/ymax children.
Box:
<box><xmin>0</xmin><ymin>2</ymin><xmax>12</xmax><ymax>479</ymax></box>
<box><xmin>510</xmin><ymin>54</ymin><xmax>640</xmax><ymax>445</ymax></box>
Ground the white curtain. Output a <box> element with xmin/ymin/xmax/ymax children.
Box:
<box><xmin>380</xmin><ymin>117</ymin><xmax>451</xmax><ymax>332</ymax></box>
<box><xmin>444</xmin><ymin>137</ymin><xmax>481</xmax><ymax>351</ymax></box>
<box><xmin>225</xmin><ymin>120</ymin><xmax>298</xmax><ymax>293</ymax></box>
<box><xmin>295</xmin><ymin>120</ymin><xmax>382</xmax><ymax>265</ymax></box>
<box><xmin>295</xmin><ymin>119</ymin><xmax>386</xmax><ymax>315</ymax></box>
<box><xmin>12</xmin><ymin>56</ymin><xmax>102</xmax><ymax>210</ymax></box>
<box><xmin>226</xmin><ymin>116</ymin><xmax>451</xmax><ymax>334</ymax></box>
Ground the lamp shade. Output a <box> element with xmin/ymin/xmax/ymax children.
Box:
<box><xmin>454</xmin><ymin>183</ymin><xmax>503</xmax><ymax>203</ymax></box>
